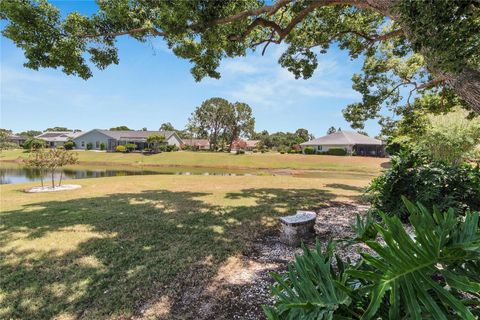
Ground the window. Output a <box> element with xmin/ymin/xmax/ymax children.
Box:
<box><xmin>95</xmin><ymin>141</ymin><xmax>100</xmax><ymax>149</ymax></box>
<box><xmin>81</xmin><ymin>141</ymin><xmax>85</xmax><ymax>147</ymax></box>
<box><xmin>317</xmin><ymin>146</ymin><xmax>322</xmax><ymax>151</ymax></box>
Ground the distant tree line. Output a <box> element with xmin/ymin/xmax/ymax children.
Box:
<box><xmin>252</xmin><ymin>128</ymin><xmax>314</xmax><ymax>151</ymax></box>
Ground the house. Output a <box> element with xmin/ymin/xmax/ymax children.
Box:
<box><xmin>36</xmin><ymin>131</ymin><xmax>83</xmax><ymax>148</ymax></box>
<box><xmin>300</xmin><ymin>131</ymin><xmax>385</xmax><ymax>157</ymax></box>
<box><xmin>231</xmin><ymin>139</ymin><xmax>260</xmax><ymax>151</ymax></box>
<box><xmin>245</xmin><ymin>140</ymin><xmax>260</xmax><ymax>151</ymax></box>
<box><xmin>7</xmin><ymin>134</ymin><xmax>27</xmax><ymax>146</ymax></box>
<box><xmin>182</xmin><ymin>138</ymin><xmax>210</xmax><ymax>150</ymax></box>
<box><xmin>72</xmin><ymin>129</ymin><xmax>183</xmax><ymax>151</ymax></box>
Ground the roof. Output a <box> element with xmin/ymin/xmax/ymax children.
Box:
<box><xmin>74</xmin><ymin>129</ymin><xmax>177</xmax><ymax>141</ymax></box>
<box><xmin>300</xmin><ymin>131</ymin><xmax>382</xmax><ymax>146</ymax></box>
<box><xmin>245</xmin><ymin>140</ymin><xmax>260</xmax><ymax>147</ymax></box>
<box><xmin>36</xmin><ymin>131</ymin><xmax>83</xmax><ymax>142</ymax></box>
<box><xmin>8</xmin><ymin>134</ymin><xmax>27</xmax><ymax>141</ymax></box>
<box><xmin>182</xmin><ymin>138</ymin><xmax>210</xmax><ymax>147</ymax></box>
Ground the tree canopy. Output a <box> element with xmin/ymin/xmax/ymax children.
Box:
<box><xmin>188</xmin><ymin>97</ymin><xmax>255</xmax><ymax>150</ymax></box>
<box><xmin>109</xmin><ymin>126</ymin><xmax>131</xmax><ymax>131</ymax></box>
<box><xmin>1</xmin><ymin>0</ymin><xmax>479</xmax><ymax>131</ymax></box>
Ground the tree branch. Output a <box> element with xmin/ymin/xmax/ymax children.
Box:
<box><xmin>81</xmin><ymin>27</ymin><xmax>166</xmax><ymax>39</ymax></box>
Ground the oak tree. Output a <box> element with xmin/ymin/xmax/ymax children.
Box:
<box><xmin>1</xmin><ymin>0</ymin><xmax>479</xmax><ymax>130</ymax></box>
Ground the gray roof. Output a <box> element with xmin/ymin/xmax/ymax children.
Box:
<box><xmin>300</xmin><ymin>131</ymin><xmax>382</xmax><ymax>146</ymax></box>
<box><xmin>76</xmin><ymin>129</ymin><xmax>177</xmax><ymax>141</ymax></box>
<box><xmin>36</xmin><ymin>131</ymin><xmax>83</xmax><ymax>142</ymax></box>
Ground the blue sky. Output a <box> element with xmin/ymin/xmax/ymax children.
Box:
<box><xmin>0</xmin><ymin>1</ymin><xmax>381</xmax><ymax>137</ymax></box>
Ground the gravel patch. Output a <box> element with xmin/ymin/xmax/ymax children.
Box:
<box><xmin>191</xmin><ymin>201</ymin><xmax>370</xmax><ymax>320</ymax></box>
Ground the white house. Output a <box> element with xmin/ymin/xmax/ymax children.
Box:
<box><xmin>300</xmin><ymin>131</ymin><xmax>385</xmax><ymax>157</ymax></box>
<box><xmin>72</xmin><ymin>129</ymin><xmax>183</xmax><ymax>151</ymax></box>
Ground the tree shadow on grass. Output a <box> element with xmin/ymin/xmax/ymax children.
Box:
<box><xmin>324</xmin><ymin>183</ymin><xmax>366</xmax><ymax>193</ymax></box>
<box><xmin>0</xmin><ymin>188</ymin><xmax>339</xmax><ymax>319</ymax></box>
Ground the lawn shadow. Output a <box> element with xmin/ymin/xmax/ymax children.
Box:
<box><xmin>0</xmin><ymin>187</ymin><xmax>339</xmax><ymax>319</ymax></box>
<box><xmin>324</xmin><ymin>183</ymin><xmax>365</xmax><ymax>193</ymax></box>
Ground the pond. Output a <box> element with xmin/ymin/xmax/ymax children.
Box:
<box><xmin>0</xmin><ymin>163</ymin><xmax>260</xmax><ymax>185</ymax></box>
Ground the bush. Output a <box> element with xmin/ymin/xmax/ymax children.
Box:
<box><xmin>23</xmin><ymin>138</ymin><xmax>45</xmax><ymax>150</ymax></box>
<box><xmin>366</xmin><ymin>151</ymin><xmax>480</xmax><ymax>220</ymax></box>
<box><xmin>326</xmin><ymin>148</ymin><xmax>347</xmax><ymax>156</ymax></box>
<box><xmin>64</xmin><ymin>140</ymin><xmax>75</xmax><ymax>150</ymax></box>
<box><xmin>303</xmin><ymin>146</ymin><xmax>315</xmax><ymax>154</ymax></box>
<box><xmin>264</xmin><ymin>200</ymin><xmax>480</xmax><ymax>319</ymax></box>
<box><xmin>115</xmin><ymin>145</ymin><xmax>126</xmax><ymax>152</ymax></box>
<box><xmin>252</xmin><ymin>148</ymin><xmax>258</xmax><ymax>153</ymax></box>
<box><xmin>261</xmin><ymin>148</ymin><xmax>268</xmax><ymax>153</ymax></box>
<box><xmin>0</xmin><ymin>141</ymin><xmax>19</xmax><ymax>150</ymax></box>
<box><xmin>236</xmin><ymin>149</ymin><xmax>245</xmax><ymax>155</ymax></box>
<box><xmin>125</xmin><ymin>143</ymin><xmax>136</xmax><ymax>151</ymax></box>
<box><xmin>100</xmin><ymin>142</ymin><xmax>106</xmax><ymax>150</ymax></box>
<box><xmin>56</xmin><ymin>146</ymin><xmax>65</xmax><ymax>150</ymax></box>
<box><xmin>86</xmin><ymin>142</ymin><xmax>93</xmax><ymax>150</ymax></box>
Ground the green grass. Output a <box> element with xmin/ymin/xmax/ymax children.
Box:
<box><xmin>0</xmin><ymin>149</ymin><xmax>388</xmax><ymax>173</ymax></box>
<box><xmin>0</xmin><ymin>174</ymin><xmax>369</xmax><ymax>319</ymax></box>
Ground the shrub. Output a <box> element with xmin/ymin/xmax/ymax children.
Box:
<box><xmin>252</xmin><ymin>148</ymin><xmax>258</xmax><ymax>153</ymax></box>
<box><xmin>261</xmin><ymin>148</ymin><xmax>268</xmax><ymax>153</ymax></box>
<box><xmin>115</xmin><ymin>145</ymin><xmax>126</xmax><ymax>152</ymax></box>
<box><xmin>56</xmin><ymin>146</ymin><xmax>65</xmax><ymax>150</ymax></box>
<box><xmin>326</xmin><ymin>148</ymin><xmax>347</xmax><ymax>156</ymax></box>
<box><xmin>100</xmin><ymin>142</ymin><xmax>106</xmax><ymax>150</ymax></box>
<box><xmin>86</xmin><ymin>142</ymin><xmax>93</xmax><ymax>150</ymax></box>
<box><xmin>366</xmin><ymin>151</ymin><xmax>480</xmax><ymax>220</ymax></box>
<box><xmin>125</xmin><ymin>143</ymin><xmax>136</xmax><ymax>151</ymax></box>
<box><xmin>23</xmin><ymin>138</ymin><xmax>45</xmax><ymax>150</ymax></box>
<box><xmin>303</xmin><ymin>146</ymin><xmax>315</xmax><ymax>154</ymax></box>
<box><xmin>236</xmin><ymin>149</ymin><xmax>245</xmax><ymax>155</ymax></box>
<box><xmin>264</xmin><ymin>199</ymin><xmax>480</xmax><ymax>319</ymax></box>
<box><xmin>64</xmin><ymin>140</ymin><xmax>75</xmax><ymax>150</ymax></box>
<box><xmin>0</xmin><ymin>141</ymin><xmax>19</xmax><ymax>150</ymax></box>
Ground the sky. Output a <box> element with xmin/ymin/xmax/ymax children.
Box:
<box><xmin>0</xmin><ymin>1</ymin><xmax>382</xmax><ymax>138</ymax></box>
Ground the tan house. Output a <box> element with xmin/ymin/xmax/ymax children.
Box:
<box><xmin>300</xmin><ymin>131</ymin><xmax>385</xmax><ymax>157</ymax></box>
<box><xmin>182</xmin><ymin>138</ymin><xmax>210</xmax><ymax>150</ymax></box>
<box><xmin>36</xmin><ymin>131</ymin><xmax>83</xmax><ymax>148</ymax></box>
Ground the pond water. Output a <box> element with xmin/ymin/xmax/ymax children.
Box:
<box><xmin>0</xmin><ymin>163</ymin><xmax>259</xmax><ymax>185</ymax></box>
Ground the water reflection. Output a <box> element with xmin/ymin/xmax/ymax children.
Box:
<box><xmin>0</xmin><ymin>164</ymin><xmax>254</xmax><ymax>185</ymax></box>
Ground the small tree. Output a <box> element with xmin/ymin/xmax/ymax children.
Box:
<box><xmin>64</xmin><ymin>140</ymin><xmax>75</xmax><ymax>150</ymax></box>
<box><xmin>23</xmin><ymin>149</ymin><xmax>78</xmax><ymax>188</ymax></box>
<box><xmin>147</xmin><ymin>134</ymin><xmax>165</xmax><ymax>153</ymax></box>
<box><xmin>327</xmin><ymin>127</ymin><xmax>337</xmax><ymax>135</ymax></box>
<box><xmin>23</xmin><ymin>138</ymin><xmax>45</xmax><ymax>150</ymax></box>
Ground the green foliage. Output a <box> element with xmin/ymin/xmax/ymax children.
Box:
<box><xmin>325</xmin><ymin>148</ymin><xmax>347</xmax><ymax>156</ymax></box>
<box><xmin>236</xmin><ymin>149</ymin><xmax>245</xmax><ymax>155</ymax></box>
<box><xmin>63</xmin><ymin>140</ymin><xmax>75</xmax><ymax>150</ymax></box>
<box><xmin>125</xmin><ymin>143</ymin><xmax>137</xmax><ymax>151</ymax></box>
<box><xmin>147</xmin><ymin>134</ymin><xmax>165</xmax><ymax>153</ymax></box>
<box><xmin>326</xmin><ymin>126</ymin><xmax>337</xmax><ymax>135</ymax></box>
<box><xmin>109</xmin><ymin>126</ymin><xmax>131</xmax><ymax>131</ymax></box>
<box><xmin>366</xmin><ymin>152</ymin><xmax>480</xmax><ymax>220</ymax></box>
<box><xmin>86</xmin><ymin>142</ymin><xmax>93</xmax><ymax>150</ymax></box>
<box><xmin>2</xmin><ymin>0</ymin><xmax>478</xmax><ymax>132</ymax></box>
<box><xmin>265</xmin><ymin>200</ymin><xmax>480</xmax><ymax>319</ymax></box>
<box><xmin>159</xmin><ymin>122</ymin><xmax>175</xmax><ymax>131</ymax></box>
<box><xmin>188</xmin><ymin>97</ymin><xmax>255</xmax><ymax>151</ymax></box>
<box><xmin>100</xmin><ymin>142</ymin><xmax>106</xmax><ymax>150</ymax></box>
<box><xmin>115</xmin><ymin>145</ymin><xmax>126</xmax><ymax>153</ymax></box>
<box><xmin>23</xmin><ymin>138</ymin><xmax>45</xmax><ymax>150</ymax></box>
<box><xmin>254</xmin><ymin>129</ymin><xmax>313</xmax><ymax>150</ymax></box>
<box><xmin>303</xmin><ymin>147</ymin><xmax>315</xmax><ymax>155</ymax></box>
<box><xmin>18</xmin><ymin>130</ymin><xmax>42</xmax><ymax>137</ymax></box>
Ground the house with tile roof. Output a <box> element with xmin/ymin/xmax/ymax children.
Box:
<box><xmin>300</xmin><ymin>131</ymin><xmax>385</xmax><ymax>157</ymax></box>
<box><xmin>36</xmin><ymin>131</ymin><xmax>83</xmax><ymax>148</ymax></box>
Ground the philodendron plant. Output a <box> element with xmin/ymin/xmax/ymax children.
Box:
<box><xmin>264</xmin><ymin>197</ymin><xmax>480</xmax><ymax>320</ymax></box>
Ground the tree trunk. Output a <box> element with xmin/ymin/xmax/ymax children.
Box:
<box><xmin>51</xmin><ymin>170</ymin><xmax>55</xmax><ymax>188</ymax></box>
<box><xmin>59</xmin><ymin>171</ymin><xmax>63</xmax><ymax>186</ymax></box>
<box><xmin>446</xmin><ymin>68</ymin><xmax>480</xmax><ymax>114</ymax></box>
<box><xmin>40</xmin><ymin>170</ymin><xmax>44</xmax><ymax>187</ymax></box>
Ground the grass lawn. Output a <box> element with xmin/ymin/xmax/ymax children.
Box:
<box><xmin>0</xmin><ymin>149</ymin><xmax>388</xmax><ymax>173</ymax></box>
<box><xmin>0</xmin><ymin>174</ymin><xmax>370</xmax><ymax>319</ymax></box>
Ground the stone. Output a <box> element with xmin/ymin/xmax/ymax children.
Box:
<box><xmin>279</xmin><ymin>211</ymin><xmax>316</xmax><ymax>246</ymax></box>
<box><xmin>24</xmin><ymin>184</ymin><xmax>82</xmax><ymax>193</ymax></box>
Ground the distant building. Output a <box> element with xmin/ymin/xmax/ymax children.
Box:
<box><xmin>72</xmin><ymin>129</ymin><xmax>182</xmax><ymax>151</ymax></box>
<box><xmin>7</xmin><ymin>134</ymin><xmax>27</xmax><ymax>146</ymax></box>
<box><xmin>182</xmin><ymin>138</ymin><xmax>210</xmax><ymax>150</ymax></box>
<box><xmin>300</xmin><ymin>131</ymin><xmax>385</xmax><ymax>157</ymax></box>
<box><xmin>231</xmin><ymin>139</ymin><xmax>260</xmax><ymax>151</ymax></box>
<box><xmin>36</xmin><ymin>131</ymin><xmax>83</xmax><ymax>148</ymax></box>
